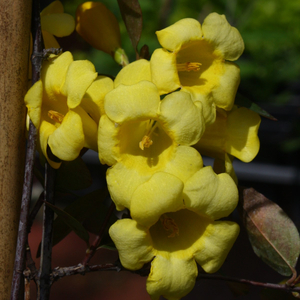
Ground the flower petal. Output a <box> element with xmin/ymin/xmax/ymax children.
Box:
<box><xmin>48</xmin><ymin>110</ymin><xmax>85</xmax><ymax>161</ymax></box>
<box><xmin>194</xmin><ymin>221</ymin><xmax>239</xmax><ymax>273</ymax></box>
<box><xmin>114</xmin><ymin>59</ymin><xmax>151</xmax><ymax>88</ymax></box>
<box><xmin>81</xmin><ymin>75</ymin><xmax>114</xmax><ymax>122</ymax></box>
<box><xmin>156</xmin><ymin>18</ymin><xmax>202</xmax><ymax>52</ymax></box>
<box><xmin>181</xmin><ymin>90</ymin><xmax>216</xmax><ymax>126</ymax></box>
<box><xmin>104</xmin><ymin>81</ymin><xmax>160</xmax><ymax>124</ymax></box>
<box><xmin>131</xmin><ymin>172</ymin><xmax>184</xmax><ymax>228</ymax></box>
<box><xmin>41</xmin><ymin>13</ymin><xmax>75</xmax><ymax>37</ymax></box>
<box><xmin>212</xmin><ymin>62</ymin><xmax>240</xmax><ymax>110</ymax></box>
<box><xmin>76</xmin><ymin>2</ymin><xmax>121</xmax><ymax>54</ymax></box>
<box><xmin>25</xmin><ymin>80</ymin><xmax>43</xmax><ymax>128</ymax></box>
<box><xmin>202</xmin><ymin>13</ymin><xmax>244</xmax><ymax>61</ymax></box>
<box><xmin>106</xmin><ymin>162</ymin><xmax>150</xmax><ymax>211</ymax></box>
<box><xmin>147</xmin><ymin>255</ymin><xmax>198</xmax><ymax>300</ymax></box>
<box><xmin>184</xmin><ymin>166</ymin><xmax>238</xmax><ymax>220</ymax></box>
<box><xmin>164</xmin><ymin>146</ymin><xmax>203</xmax><ymax>183</ymax></box>
<box><xmin>225</xmin><ymin>107</ymin><xmax>261</xmax><ymax>162</ymax></box>
<box><xmin>40</xmin><ymin>0</ymin><xmax>64</xmax><ymax>16</ymax></box>
<box><xmin>39</xmin><ymin>120</ymin><xmax>61</xmax><ymax>169</ymax></box>
<box><xmin>150</xmin><ymin>49</ymin><xmax>180</xmax><ymax>95</ymax></box>
<box><xmin>72</xmin><ymin>106</ymin><xmax>98</xmax><ymax>152</ymax></box>
<box><xmin>42</xmin><ymin>30</ymin><xmax>60</xmax><ymax>49</ymax></box>
<box><xmin>62</xmin><ymin>60</ymin><xmax>97</xmax><ymax>109</ymax></box>
<box><xmin>159</xmin><ymin>91</ymin><xmax>205</xmax><ymax>145</ymax></box>
<box><xmin>109</xmin><ymin>219</ymin><xmax>154</xmax><ymax>270</ymax></box>
<box><xmin>41</xmin><ymin>51</ymin><xmax>73</xmax><ymax>99</ymax></box>
<box><xmin>98</xmin><ymin>115</ymin><xmax>120</xmax><ymax>166</ymax></box>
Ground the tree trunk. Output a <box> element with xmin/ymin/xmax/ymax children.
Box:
<box><xmin>0</xmin><ymin>1</ymin><xmax>32</xmax><ymax>299</ymax></box>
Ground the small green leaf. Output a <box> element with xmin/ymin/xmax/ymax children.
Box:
<box><xmin>55</xmin><ymin>156</ymin><xmax>92</xmax><ymax>191</ymax></box>
<box><xmin>235</xmin><ymin>93</ymin><xmax>277</xmax><ymax>120</ymax></box>
<box><xmin>240</xmin><ymin>187</ymin><xmax>300</xmax><ymax>276</ymax></box>
<box><xmin>117</xmin><ymin>0</ymin><xmax>142</xmax><ymax>57</ymax></box>
<box><xmin>45</xmin><ymin>202</ymin><xmax>90</xmax><ymax>247</ymax></box>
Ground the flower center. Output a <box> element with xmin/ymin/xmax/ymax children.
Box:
<box><xmin>160</xmin><ymin>214</ymin><xmax>179</xmax><ymax>238</ymax></box>
<box><xmin>177</xmin><ymin>62</ymin><xmax>202</xmax><ymax>72</ymax></box>
<box><xmin>48</xmin><ymin>110</ymin><xmax>65</xmax><ymax>124</ymax></box>
<box><xmin>139</xmin><ymin>119</ymin><xmax>158</xmax><ymax>150</ymax></box>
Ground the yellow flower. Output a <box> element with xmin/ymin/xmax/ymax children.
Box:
<box><xmin>109</xmin><ymin>166</ymin><xmax>239</xmax><ymax>300</ymax></box>
<box><xmin>41</xmin><ymin>1</ymin><xmax>75</xmax><ymax>48</ymax></box>
<box><xmin>98</xmin><ymin>81</ymin><xmax>205</xmax><ymax>210</ymax></box>
<box><xmin>25</xmin><ymin>51</ymin><xmax>113</xmax><ymax>168</ymax></box>
<box><xmin>76</xmin><ymin>1</ymin><xmax>129</xmax><ymax>66</ymax></box>
<box><xmin>194</xmin><ymin>106</ymin><xmax>261</xmax><ymax>163</ymax></box>
<box><xmin>151</xmin><ymin>13</ymin><xmax>244</xmax><ymax>125</ymax></box>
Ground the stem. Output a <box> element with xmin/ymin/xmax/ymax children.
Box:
<box><xmin>10</xmin><ymin>0</ymin><xmax>42</xmax><ymax>298</ymax></box>
<box><xmin>51</xmin><ymin>263</ymin><xmax>120</xmax><ymax>282</ymax></box>
<box><xmin>38</xmin><ymin>163</ymin><xmax>56</xmax><ymax>300</ymax></box>
<box><xmin>197</xmin><ymin>273</ymin><xmax>300</xmax><ymax>292</ymax></box>
<box><xmin>82</xmin><ymin>201</ymin><xmax>115</xmax><ymax>266</ymax></box>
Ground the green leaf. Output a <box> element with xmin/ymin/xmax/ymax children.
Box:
<box><xmin>235</xmin><ymin>93</ymin><xmax>277</xmax><ymax>120</ymax></box>
<box><xmin>117</xmin><ymin>0</ymin><xmax>142</xmax><ymax>57</ymax></box>
<box><xmin>52</xmin><ymin>188</ymin><xmax>108</xmax><ymax>246</ymax></box>
<box><xmin>36</xmin><ymin>189</ymin><xmax>108</xmax><ymax>257</ymax></box>
<box><xmin>240</xmin><ymin>187</ymin><xmax>300</xmax><ymax>276</ymax></box>
<box><xmin>55</xmin><ymin>156</ymin><xmax>92</xmax><ymax>191</ymax></box>
<box><xmin>45</xmin><ymin>202</ymin><xmax>90</xmax><ymax>247</ymax></box>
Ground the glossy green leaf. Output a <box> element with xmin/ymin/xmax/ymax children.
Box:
<box><xmin>45</xmin><ymin>202</ymin><xmax>90</xmax><ymax>247</ymax></box>
<box><xmin>240</xmin><ymin>187</ymin><xmax>300</xmax><ymax>276</ymax></box>
<box><xmin>117</xmin><ymin>0</ymin><xmax>142</xmax><ymax>56</ymax></box>
<box><xmin>55</xmin><ymin>156</ymin><xmax>92</xmax><ymax>191</ymax></box>
<box><xmin>235</xmin><ymin>93</ymin><xmax>277</xmax><ymax>120</ymax></box>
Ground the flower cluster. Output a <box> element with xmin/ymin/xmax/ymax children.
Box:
<box><xmin>25</xmin><ymin>3</ymin><xmax>261</xmax><ymax>299</ymax></box>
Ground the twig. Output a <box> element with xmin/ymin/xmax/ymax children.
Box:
<box><xmin>197</xmin><ymin>273</ymin><xmax>300</xmax><ymax>293</ymax></box>
<box><xmin>38</xmin><ymin>163</ymin><xmax>56</xmax><ymax>300</ymax></box>
<box><xmin>51</xmin><ymin>263</ymin><xmax>120</xmax><ymax>282</ymax></box>
<box><xmin>82</xmin><ymin>201</ymin><xmax>116</xmax><ymax>266</ymax></box>
<box><xmin>10</xmin><ymin>1</ymin><xmax>42</xmax><ymax>298</ymax></box>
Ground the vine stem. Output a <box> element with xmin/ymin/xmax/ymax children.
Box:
<box><xmin>10</xmin><ymin>0</ymin><xmax>43</xmax><ymax>298</ymax></box>
<box><xmin>38</xmin><ymin>163</ymin><xmax>56</xmax><ymax>300</ymax></box>
<box><xmin>22</xmin><ymin>261</ymin><xmax>300</xmax><ymax>295</ymax></box>
<box><xmin>82</xmin><ymin>201</ymin><xmax>116</xmax><ymax>266</ymax></box>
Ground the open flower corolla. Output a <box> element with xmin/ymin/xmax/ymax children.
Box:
<box><xmin>109</xmin><ymin>166</ymin><xmax>239</xmax><ymax>300</ymax></box>
<box><xmin>98</xmin><ymin>81</ymin><xmax>205</xmax><ymax>210</ymax></box>
<box><xmin>151</xmin><ymin>13</ymin><xmax>244</xmax><ymax>125</ymax></box>
<box><xmin>25</xmin><ymin>51</ymin><xmax>113</xmax><ymax>168</ymax></box>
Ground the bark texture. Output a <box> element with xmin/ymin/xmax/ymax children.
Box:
<box><xmin>0</xmin><ymin>1</ymin><xmax>32</xmax><ymax>298</ymax></box>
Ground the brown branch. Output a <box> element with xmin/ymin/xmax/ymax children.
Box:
<box><xmin>197</xmin><ymin>273</ymin><xmax>300</xmax><ymax>293</ymax></box>
<box><xmin>38</xmin><ymin>163</ymin><xmax>56</xmax><ymax>300</ymax></box>
<box><xmin>51</xmin><ymin>263</ymin><xmax>120</xmax><ymax>282</ymax></box>
<box><xmin>10</xmin><ymin>0</ymin><xmax>42</xmax><ymax>298</ymax></box>
<box><xmin>82</xmin><ymin>201</ymin><xmax>116</xmax><ymax>266</ymax></box>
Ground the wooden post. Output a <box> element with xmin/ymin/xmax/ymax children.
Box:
<box><xmin>0</xmin><ymin>1</ymin><xmax>32</xmax><ymax>299</ymax></box>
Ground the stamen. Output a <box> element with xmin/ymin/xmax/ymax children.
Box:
<box><xmin>139</xmin><ymin>120</ymin><xmax>158</xmax><ymax>150</ymax></box>
<box><xmin>48</xmin><ymin>110</ymin><xmax>65</xmax><ymax>123</ymax></box>
<box><xmin>160</xmin><ymin>214</ymin><xmax>179</xmax><ymax>238</ymax></box>
<box><xmin>139</xmin><ymin>135</ymin><xmax>153</xmax><ymax>150</ymax></box>
<box><xmin>177</xmin><ymin>62</ymin><xmax>202</xmax><ymax>72</ymax></box>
